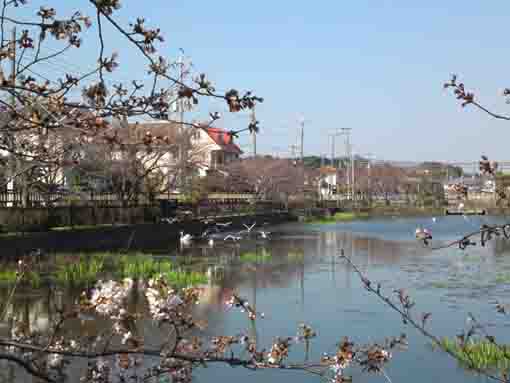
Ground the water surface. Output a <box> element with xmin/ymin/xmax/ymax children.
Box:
<box><xmin>2</xmin><ymin>216</ymin><xmax>509</xmax><ymax>382</ymax></box>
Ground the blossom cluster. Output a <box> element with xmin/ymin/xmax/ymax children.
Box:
<box><xmin>225</xmin><ymin>294</ymin><xmax>264</xmax><ymax>320</ymax></box>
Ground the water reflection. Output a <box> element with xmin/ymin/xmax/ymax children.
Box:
<box><xmin>1</xmin><ymin>218</ymin><xmax>509</xmax><ymax>382</ymax></box>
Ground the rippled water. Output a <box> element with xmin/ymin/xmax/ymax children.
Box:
<box><xmin>2</xmin><ymin>215</ymin><xmax>510</xmax><ymax>382</ymax></box>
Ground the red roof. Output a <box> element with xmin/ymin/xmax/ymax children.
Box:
<box><xmin>205</xmin><ymin>128</ymin><xmax>242</xmax><ymax>154</ymax></box>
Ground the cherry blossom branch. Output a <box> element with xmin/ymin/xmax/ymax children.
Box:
<box><xmin>428</xmin><ymin>224</ymin><xmax>510</xmax><ymax>251</ymax></box>
<box><xmin>0</xmin><ymin>352</ymin><xmax>54</xmax><ymax>383</ymax></box>
<box><xmin>340</xmin><ymin>253</ymin><xmax>507</xmax><ymax>382</ymax></box>
<box><xmin>444</xmin><ymin>75</ymin><xmax>510</xmax><ymax>121</ymax></box>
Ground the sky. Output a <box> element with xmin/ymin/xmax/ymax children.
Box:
<box><xmin>13</xmin><ymin>1</ymin><xmax>510</xmax><ymax>162</ymax></box>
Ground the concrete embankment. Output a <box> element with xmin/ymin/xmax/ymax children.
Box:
<box><xmin>0</xmin><ymin>212</ymin><xmax>294</xmax><ymax>256</ymax></box>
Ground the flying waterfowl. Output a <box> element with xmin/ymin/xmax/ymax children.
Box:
<box><xmin>180</xmin><ymin>231</ymin><xmax>193</xmax><ymax>245</ymax></box>
<box><xmin>258</xmin><ymin>231</ymin><xmax>271</xmax><ymax>239</ymax></box>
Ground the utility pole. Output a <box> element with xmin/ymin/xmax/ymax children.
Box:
<box><xmin>340</xmin><ymin>128</ymin><xmax>352</xmax><ymax>201</ymax></box>
<box><xmin>289</xmin><ymin>144</ymin><xmax>299</xmax><ymax>164</ymax></box>
<box><xmin>330</xmin><ymin>134</ymin><xmax>335</xmax><ymax>167</ymax></box>
<box><xmin>251</xmin><ymin>106</ymin><xmax>257</xmax><ymax>157</ymax></box>
<box><xmin>300</xmin><ymin>118</ymin><xmax>304</xmax><ymax>162</ymax></box>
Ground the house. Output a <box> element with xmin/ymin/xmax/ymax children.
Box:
<box><xmin>191</xmin><ymin>127</ymin><xmax>243</xmax><ymax>176</ymax></box>
<box><xmin>318</xmin><ymin>166</ymin><xmax>340</xmax><ymax>198</ymax></box>
<box><xmin>107</xmin><ymin>121</ymin><xmax>243</xmax><ymax>189</ymax></box>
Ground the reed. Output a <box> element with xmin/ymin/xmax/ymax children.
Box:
<box><xmin>117</xmin><ymin>254</ymin><xmax>173</xmax><ymax>279</ymax></box>
<box><xmin>54</xmin><ymin>255</ymin><xmax>105</xmax><ymax>286</ymax></box>
<box><xmin>163</xmin><ymin>270</ymin><xmax>208</xmax><ymax>287</ymax></box>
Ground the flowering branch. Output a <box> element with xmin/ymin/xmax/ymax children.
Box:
<box><xmin>340</xmin><ymin>253</ymin><xmax>508</xmax><ymax>382</ymax></box>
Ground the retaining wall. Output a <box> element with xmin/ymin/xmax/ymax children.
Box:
<box><xmin>0</xmin><ymin>212</ymin><xmax>294</xmax><ymax>257</ymax></box>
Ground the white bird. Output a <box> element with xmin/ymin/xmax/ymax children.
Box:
<box><xmin>208</xmin><ymin>238</ymin><xmax>214</xmax><ymax>247</ymax></box>
<box><xmin>242</xmin><ymin>222</ymin><xmax>257</xmax><ymax>232</ymax></box>
<box><xmin>180</xmin><ymin>231</ymin><xmax>193</xmax><ymax>245</ymax></box>
<box><xmin>161</xmin><ymin>217</ymin><xmax>178</xmax><ymax>224</ymax></box>
<box><xmin>432</xmin><ymin>217</ymin><xmax>436</xmax><ymax>223</ymax></box>
<box><xmin>258</xmin><ymin>231</ymin><xmax>271</xmax><ymax>239</ymax></box>
<box><xmin>224</xmin><ymin>234</ymin><xmax>242</xmax><ymax>241</ymax></box>
<box><xmin>216</xmin><ymin>221</ymin><xmax>232</xmax><ymax>228</ymax></box>
<box><xmin>458</xmin><ymin>203</ymin><xmax>465</xmax><ymax>210</ymax></box>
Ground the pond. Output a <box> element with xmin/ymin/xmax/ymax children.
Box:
<box><xmin>1</xmin><ymin>215</ymin><xmax>509</xmax><ymax>382</ymax></box>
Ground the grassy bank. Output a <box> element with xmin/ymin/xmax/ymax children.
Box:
<box><xmin>306</xmin><ymin>206</ymin><xmax>446</xmax><ymax>224</ymax></box>
<box><xmin>306</xmin><ymin>211</ymin><xmax>371</xmax><ymax>224</ymax></box>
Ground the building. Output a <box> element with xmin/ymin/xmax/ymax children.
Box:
<box><xmin>191</xmin><ymin>127</ymin><xmax>243</xmax><ymax>176</ymax></box>
<box><xmin>318</xmin><ymin>166</ymin><xmax>340</xmax><ymax>198</ymax></box>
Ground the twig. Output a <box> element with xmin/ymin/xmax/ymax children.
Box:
<box><xmin>0</xmin><ymin>352</ymin><xmax>54</xmax><ymax>382</ymax></box>
<box><xmin>340</xmin><ymin>254</ymin><xmax>506</xmax><ymax>382</ymax></box>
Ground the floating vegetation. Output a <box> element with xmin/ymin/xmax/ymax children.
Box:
<box><xmin>439</xmin><ymin>337</ymin><xmax>510</xmax><ymax>370</ymax></box>
<box><xmin>239</xmin><ymin>250</ymin><xmax>272</xmax><ymax>263</ymax></box>
<box><xmin>429</xmin><ymin>281</ymin><xmax>451</xmax><ymax>289</ymax></box>
<box><xmin>493</xmin><ymin>273</ymin><xmax>510</xmax><ymax>284</ymax></box>
<box><xmin>288</xmin><ymin>251</ymin><xmax>304</xmax><ymax>260</ymax></box>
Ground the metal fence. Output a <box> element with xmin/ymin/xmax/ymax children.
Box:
<box><xmin>0</xmin><ymin>191</ymin><xmax>265</xmax><ymax>208</ymax></box>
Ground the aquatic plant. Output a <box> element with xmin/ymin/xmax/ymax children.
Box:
<box><xmin>439</xmin><ymin>337</ymin><xmax>510</xmax><ymax>370</ymax></box>
<box><xmin>306</xmin><ymin>211</ymin><xmax>370</xmax><ymax>224</ymax></box>
<box><xmin>117</xmin><ymin>255</ymin><xmax>206</xmax><ymax>287</ymax></box>
<box><xmin>0</xmin><ymin>268</ymin><xmax>41</xmax><ymax>288</ymax></box>
<box><xmin>117</xmin><ymin>255</ymin><xmax>173</xmax><ymax>279</ymax></box>
<box><xmin>287</xmin><ymin>251</ymin><xmax>305</xmax><ymax>261</ymax></box>
<box><xmin>0</xmin><ymin>269</ymin><xmax>18</xmax><ymax>285</ymax></box>
<box><xmin>163</xmin><ymin>270</ymin><xmax>208</xmax><ymax>287</ymax></box>
<box><xmin>493</xmin><ymin>273</ymin><xmax>510</xmax><ymax>284</ymax></box>
<box><xmin>54</xmin><ymin>256</ymin><xmax>105</xmax><ymax>286</ymax></box>
<box><xmin>239</xmin><ymin>250</ymin><xmax>272</xmax><ymax>263</ymax></box>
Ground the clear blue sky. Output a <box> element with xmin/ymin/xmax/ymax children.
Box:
<box><xmin>17</xmin><ymin>1</ymin><xmax>510</xmax><ymax>161</ymax></box>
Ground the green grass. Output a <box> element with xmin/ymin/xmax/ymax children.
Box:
<box><xmin>306</xmin><ymin>211</ymin><xmax>370</xmax><ymax>224</ymax></box>
<box><xmin>239</xmin><ymin>250</ymin><xmax>272</xmax><ymax>263</ymax></box>
<box><xmin>439</xmin><ymin>337</ymin><xmax>510</xmax><ymax>371</ymax></box>
<box><xmin>50</xmin><ymin>224</ymin><xmax>123</xmax><ymax>232</ymax></box>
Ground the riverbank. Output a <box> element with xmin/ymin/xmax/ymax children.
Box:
<box><xmin>0</xmin><ymin>212</ymin><xmax>294</xmax><ymax>256</ymax></box>
<box><xmin>306</xmin><ymin>206</ymin><xmax>446</xmax><ymax>223</ymax></box>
